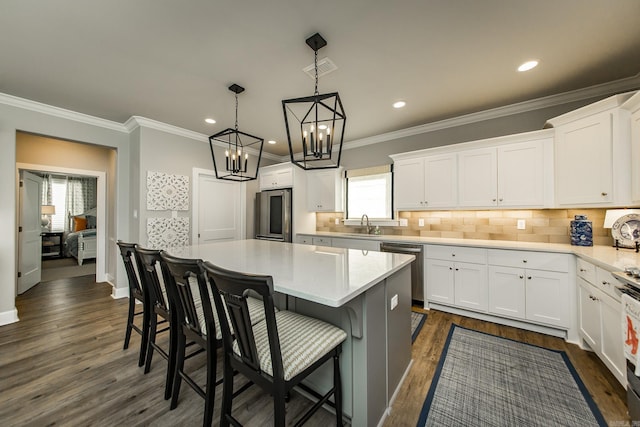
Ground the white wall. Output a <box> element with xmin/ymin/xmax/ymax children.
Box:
<box><xmin>0</xmin><ymin>102</ymin><xmax>131</xmax><ymax>325</ymax></box>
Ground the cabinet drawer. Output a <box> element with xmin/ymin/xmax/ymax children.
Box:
<box><xmin>576</xmin><ymin>258</ymin><xmax>596</xmax><ymax>284</ymax></box>
<box><xmin>596</xmin><ymin>266</ymin><xmax>621</xmax><ymax>301</ymax></box>
<box><xmin>311</xmin><ymin>237</ymin><xmax>332</xmax><ymax>246</ymax></box>
<box><xmin>426</xmin><ymin>245</ymin><xmax>486</xmax><ymax>264</ymax></box>
<box><xmin>488</xmin><ymin>249</ymin><xmax>569</xmax><ymax>272</ymax></box>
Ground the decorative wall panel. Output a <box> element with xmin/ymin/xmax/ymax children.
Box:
<box><xmin>147</xmin><ymin>217</ymin><xmax>190</xmax><ymax>249</ymax></box>
<box><xmin>146</xmin><ymin>171</ymin><xmax>189</xmax><ymax>211</ymax></box>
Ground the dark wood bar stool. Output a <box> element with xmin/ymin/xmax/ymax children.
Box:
<box><xmin>117</xmin><ymin>240</ymin><xmax>149</xmax><ymax>367</ymax></box>
<box><xmin>159</xmin><ymin>252</ymin><xmax>222</xmax><ymax>427</ymax></box>
<box><xmin>203</xmin><ymin>261</ymin><xmax>347</xmax><ymax>427</ymax></box>
<box><xmin>134</xmin><ymin>246</ymin><xmax>174</xmax><ymax>400</ymax></box>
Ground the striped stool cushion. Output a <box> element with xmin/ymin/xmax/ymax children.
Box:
<box><xmin>190</xmin><ymin>281</ymin><xmax>266</xmax><ymax>339</ymax></box>
<box><xmin>236</xmin><ymin>311</ymin><xmax>347</xmax><ymax>381</ymax></box>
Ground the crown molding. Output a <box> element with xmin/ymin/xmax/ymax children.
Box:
<box><xmin>124</xmin><ymin>116</ymin><xmax>208</xmax><ymax>141</ymax></box>
<box><xmin>343</xmin><ymin>72</ymin><xmax>640</xmax><ymax>151</ymax></box>
<box><xmin>622</xmin><ymin>91</ymin><xmax>640</xmax><ymax>113</ymax></box>
<box><xmin>0</xmin><ymin>92</ymin><xmax>128</xmax><ymax>132</ymax></box>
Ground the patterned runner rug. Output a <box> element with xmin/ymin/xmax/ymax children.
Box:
<box><xmin>417</xmin><ymin>324</ymin><xmax>606</xmax><ymax>427</ymax></box>
<box><xmin>411</xmin><ymin>310</ymin><xmax>427</xmax><ymax>343</ymax></box>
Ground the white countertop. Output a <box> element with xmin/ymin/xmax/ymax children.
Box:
<box><xmin>300</xmin><ymin>232</ymin><xmax>640</xmax><ymax>272</ymax></box>
<box><xmin>167</xmin><ymin>239</ymin><xmax>414</xmax><ymax>307</ymax></box>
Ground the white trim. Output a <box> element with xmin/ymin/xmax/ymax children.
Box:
<box><xmin>343</xmin><ymin>73</ymin><xmax>640</xmax><ymax>150</ymax></box>
<box><xmin>545</xmin><ymin>91</ymin><xmax>636</xmax><ymax>127</ymax></box>
<box><xmin>124</xmin><ymin>116</ymin><xmax>208</xmax><ymax>142</ymax></box>
<box><xmin>16</xmin><ymin>163</ymin><xmax>108</xmax><ymax>283</ymax></box>
<box><xmin>0</xmin><ymin>308</ymin><xmax>19</xmax><ymax>326</ymax></box>
<box><xmin>381</xmin><ymin>359</ymin><xmax>414</xmax><ymax>426</ymax></box>
<box><xmin>111</xmin><ymin>283</ymin><xmax>129</xmax><ymax>299</ymax></box>
<box><xmin>622</xmin><ymin>90</ymin><xmax>640</xmax><ymax>113</ymax></box>
<box><xmin>0</xmin><ymin>92</ymin><xmax>127</xmax><ymax>132</ymax></box>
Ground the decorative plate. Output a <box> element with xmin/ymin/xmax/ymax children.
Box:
<box><xmin>611</xmin><ymin>213</ymin><xmax>640</xmax><ymax>248</ymax></box>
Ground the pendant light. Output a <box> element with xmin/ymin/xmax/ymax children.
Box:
<box><xmin>282</xmin><ymin>33</ymin><xmax>346</xmax><ymax>170</ymax></box>
<box><xmin>209</xmin><ymin>84</ymin><xmax>263</xmax><ymax>181</ymax></box>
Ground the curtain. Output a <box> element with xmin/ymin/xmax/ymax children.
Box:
<box><xmin>65</xmin><ymin>177</ymin><xmax>97</xmax><ymax>231</ymax></box>
<box><xmin>41</xmin><ymin>174</ymin><xmax>52</xmax><ymax>205</ymax></box>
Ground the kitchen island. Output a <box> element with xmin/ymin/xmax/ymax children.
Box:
<box><xmin>168</xmin><ymin>239</ymin><xmax>415</xmax><ymax>426</ymax></box>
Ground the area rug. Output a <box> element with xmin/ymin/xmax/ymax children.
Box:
<box><xmin>417</xmin><ymin>324</ymin><xmax>606</xmax><ymax>427</ymax></box>
<box><xmin>411</xmin><ymin>310</ymin><xmax>427</xmax><ymax>343</ymax></box>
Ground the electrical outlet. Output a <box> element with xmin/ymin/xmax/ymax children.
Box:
<box><xmin>390</xmin><ymin>294</ymin><xmax>398</xmax><ymax>310</ymax></box>
<box><xmin>334</xmin><ymin>218</ymin><xmax>340</xmax><ymax>225</ymax></box>
<box><xmin>399</xmin><ymin>218</ymin><xmax>408</xmax><ymax>226</ymax></box>
<box><xmin>418</xmin><ymin>218</ymin><xmax>425</xmax><ymax>227</ymax></box>
<box><xmin>517</xmin><ymin>219</ymin><xmax>526</xmax><ymax>230</ymax></box>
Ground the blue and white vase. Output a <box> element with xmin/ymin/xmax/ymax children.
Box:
<box><xmin>570</xmin><ymin>215</ymin><xmax>593</xmax><ymax>246</ymax></box>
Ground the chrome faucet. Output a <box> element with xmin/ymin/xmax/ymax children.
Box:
<box><xmin>361</xmin><ymin>214</ymin><xmax>373</xmax><ymax>234</ymax></box>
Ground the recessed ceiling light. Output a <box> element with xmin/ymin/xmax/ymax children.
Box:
<box><xmin>205</xmin><ymin>118</ymin><xmax>216</xmax><ymax>124</ymax></box>
<box><xmin>517</xmin><ymin>60</ymin><xmax>539</xmax><ymax>72</ymax></box>
<box><xmin>393</xmin><ymin>101</ymin><xmax>406</xmax><ymax>109</ymax></box>
<box><xmin>268</xmin><ymin>140</ymin><xmax>276</xmax><ymax>145</ymax></box>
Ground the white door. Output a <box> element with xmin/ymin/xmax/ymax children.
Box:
<box><xmin>18</xmin><ymin>171</ymin><xmax>42</xmax><ymax>294</ymax></box>
<box><xmin>193</xmin><ymin>169</ymin><xmax>244</xmax><ymax>244</ymax></box>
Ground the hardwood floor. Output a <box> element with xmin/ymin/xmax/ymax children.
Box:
<box><xmin>0</xmin><ymin>276</ymin><xmax>630</xmax><ymax>426</ymax></box>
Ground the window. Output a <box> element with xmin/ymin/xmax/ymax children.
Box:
<box><xmin>346</xmin><ymin>166</ymin><xmax>393</xmax><ymax>220</ymax></box>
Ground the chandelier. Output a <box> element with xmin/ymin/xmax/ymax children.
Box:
<box><xmin>209</xmin><ymin>84</ymin><xmax>263</xmax><ymax>181</ymax></box>
<box><xmin>282</xmin><ymin>33</ymin><xmax>346</xmax><ymax>170</ymax></box>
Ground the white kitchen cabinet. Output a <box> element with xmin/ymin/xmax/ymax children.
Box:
<box><xmin>488</xmin><ymin>266</ymin><xmax>526</xmax><ymax>320</ymax></box>
<box><xmin>393</xmin><ymin>154</ymin><xmax>457</xmax><ymax>209</ymax></box>
<box><xmin>259</xmin><ymin>163</ymin><xmax>293</xmax><ymax>190</ymax></box>
<box><xmin>576</xmin><ymin>259</ymin><xmax>625</xmax><ymax>386</ymax></box>
<box><xmin>306</xmin><ymin>168</ymin><xmax>344</xmax><ymax>212</ymax></box>
<box><xmin>458</xmin><ymin>139</ymin><xmax>547</xmax><ymax>208</ymax></box>
<box><xmin>425</xmin><ymin>245</ymin><xmax>487</xmax><ymax>312</ymax></box>
<box><xmin>458</xmin><ymin>147</ymin><xmax>496</xmax><ymax>207</ymax></box>
<box><xmin>497</xmin><ymin>141</ymin><xmax>545</xmax><ymax>207</ymax></box>
<box><xmin>622</xmin><ymin>91</ymin><xmax>640</xmax><ymax>203</ymax></box>
<box><xmin>548</xmin><ymin>92</ymin><xmax>633</xmax><ymax>206</ymax></box>
<box><xmin>487</xmin><ymin>249</ymin><xmax>570</xmax><ymax>328</ymax></box>
<box><xmin>578</xmin><ymin>278</ymin><xmax>601</xmax><ymax>349</ymax></box>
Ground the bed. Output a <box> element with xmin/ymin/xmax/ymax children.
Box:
<box><xmin>64</xmin><ymin>209</ymin><xmax>97</xmax><ymax>265</ymax></box>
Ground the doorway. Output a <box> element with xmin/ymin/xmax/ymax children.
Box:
<box><xmin>17</xmin><ymin>164</ymin><xmax>107</xmax><ymax>288</ymax></box>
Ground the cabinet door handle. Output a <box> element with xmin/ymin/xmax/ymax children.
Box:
<box><xmin>601</xmin><ymin>192</ymin><xmax>608</xmax><ymax>196</ymax></box>
<box><xmin>451</xmin><ymin>253</ymin><xmax>455</xmax><ymax>257</ymax></box>
<box><xmin>455</xmin><ymin>268</ymin><xmax>459</xmax><ymax>271</ymax></box>
<box><xmin>492</xmin><ymin>198</ymin><xmax>497</xmax><ymax>202</ymax></box>
<box><xmin>523</xmin><ymin>259</ymin><xmax>527</xmax><ymax>263</ymax></box>
<box><xmin>519</xmin><ymin>275</ymin><xmax>524</xmax><ymax>279</ymax></box>
<box><xmin>527</xmin><ymin>276</ymin><xmax>532</xmax><ymax>280</ymax></box>
<box><xmin>579</xmin><ymin>268</ymin><xmax>586</xmax><ymax>272</ymax></box>
<box><xmin>499</xmin><ymin>198</ymin><xmax>503</xmax><ymax>202</ymax></box>
<box><xmin>602</xmin><ymin>281</ymin><xmax>610</xmax><ymax>286</ymax></box>
<box><xmin>449</xmin><ymin>267</ymin><xmax>453</xmax><ymax>270</ymax></box>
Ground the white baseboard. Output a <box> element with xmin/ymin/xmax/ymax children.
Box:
<box><xmin>378</xmin><ymin>359</ymin><xmax>414</xmax><ymax>427</ymax></box>
<box><xmin>110</xmin><ymin>282</ymin><xmax>129</xmax><ymax>299</ymax></box>
<box><xmin>0</xmin><ymin>308</ymin><xmax>19</xmax><ymax>326</ymax></box>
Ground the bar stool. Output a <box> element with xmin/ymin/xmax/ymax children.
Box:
<box><xmin>134</xmin><ymin>246</ymin><xmax>174</xmax><ymax>400</ymax></box>
<box><xmin>117</xmin><ymin>240</ymin><xmax>149</xmax><ymax>367</ymax></box>
<box><xmin>203</xmin><ymin>261</ymin><xmax>347</xmax><ymax>426</ymax></box>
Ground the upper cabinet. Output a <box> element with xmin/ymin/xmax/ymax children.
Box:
<box><xmin>394</xmin><ymin>153</ymin><xmax>457</xmax><ymax>209</ymax></box>
<box><xmin>392</xmin><ymin>129</ymin><xmax>553</xmax><ymax>210</ymax></box>
<box><xmin>547</xmin><ymin>92</ymin><xmax>634</xmax><ymax>207</ymax></box>
<box><xmin>306</xmin><ymin>168</ymin><xmax>344</xmax><ymax>212</ymax></box>
<box><xmin>259</xmin><ymin>163</ymin><xmax>293</xmax><ymax>190</ymax></box>
<box><xmin>458</xmin><ymin>137</ymin><xmax>549</xmax><ymax>208</ymax></box>
<box><xmin>622</xmin><ymin>92</ymin><xmax>640</xmax><ymax>204</ymax></box>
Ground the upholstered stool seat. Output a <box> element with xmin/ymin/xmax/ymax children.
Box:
<box><xmin>236</xmin><ymin>310</ymin><xmax>346</xmax><ymax>381</ymax></box>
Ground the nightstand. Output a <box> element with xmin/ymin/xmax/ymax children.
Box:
<box><xmin>42</xmin><ymin>231</ymin><xmax>64</xmax><ymax>259</ymax></box>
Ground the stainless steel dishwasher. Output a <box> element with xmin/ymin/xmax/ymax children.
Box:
<box><xmin>379</xmin><ymin>242</ymin><xmax>424</xmax><ymax>304</ymax></box>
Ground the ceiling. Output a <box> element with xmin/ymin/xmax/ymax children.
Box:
<box><xmin>2</xmin><ymin>0</ymin><xmax>639</xmax><ymax>156</ymax></box>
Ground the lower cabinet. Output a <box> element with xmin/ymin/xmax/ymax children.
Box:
<box><xmin>577</xmin><ymin>275</ymin><xmax>625</xmax><ymax>386</ymax></box>
<box><xmin>425</xmin><ymin>246</ymin><xmax>488</xmax><ymax>312</ymax></box>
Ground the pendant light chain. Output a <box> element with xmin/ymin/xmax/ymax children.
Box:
<box><xmin>314</xmin><ymin>48</ymin><xmax>319</xmax><ymax>96</ymax></box>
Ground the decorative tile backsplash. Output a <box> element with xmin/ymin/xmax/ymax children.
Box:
<box><xmin>316</xmin><ymin>209</ymin><xmax>613</xmax><ymax>246</ymax></box>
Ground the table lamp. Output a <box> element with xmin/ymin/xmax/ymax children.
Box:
<box><xmin>41</xmin><ymin>205</ymin><xmax>56</xmax><ymax>231</ymax></box>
